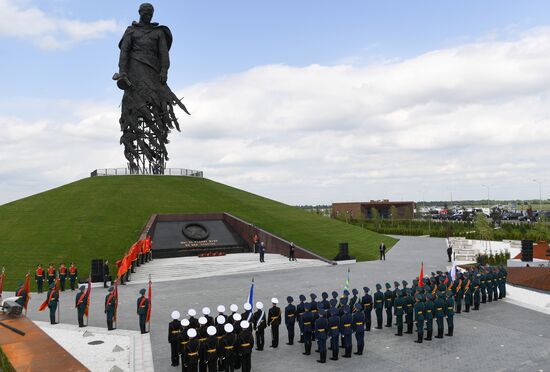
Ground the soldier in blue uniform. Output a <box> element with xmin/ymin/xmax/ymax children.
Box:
<box><xmin>302</xmin><ymin>303</ymin><xmax>314</xmax><ymax>355</ymax></box>
<box><xmin>394</xmin><ymin>289</ymin><xmax>404</xmax><ymax>336</ymax></box>
<box><xmin>321</xmin><ymin>292</ymin><xmax>330</xmax><ymax>311</ymax></box>
<box><xmin>297</xmin><ymin>294</ymin><xmax>306</xmax><ymax>343</ymax></box>
<box><xmin>424</xmin><ymin>293</ymin><xmax>434</xmax><ymax>340</ymax></box>
<box><xmin>340</xmin><ymin>305</ymin><xmax>353</xmax><ymax>358</ymax></box>
<box><xmin>314</xmin><ymin>305</ymin><xmax>328</xmax><ymax>363</ymax></box>
<box><xmin>404</xmin><ymin>288</ymin><xmax>414</xmax><ymax>334</ymax></box>
<box><xmin>75</xmin><ymin>285</ymin><xmax>88</xmax><ymax>327</ymax></box>
<box><xmin>434</xmin><ymin>290</ymin><xmax>446</xmax><ymax>338</ymax></box>
<box><xmin>361</xmin><ymin>287</ymin><xmax>372</xmax><ymax>331</ymax></box>
<box><xmin>46</xmin><ymin>282</ymin><xmax>59</xmax><ymax>324</ymax></box>
<box><xmin>349</xmin><ymin>288</ymin><xmax>359</xmax><ymax>310</ymax></box>
<box><xmin>352</xmin><ymin>303</ymin><xmax>365</xmax><ymax>355</ymax></box>
<box><xmin>309</xmin><ymin>293</ymin><xmax>318</xmax><ymax>341</ymax></box>
<box><xmin>445</xmin><ymin>290</ymin><xmax>455</xmax><ymax>336</ymax></box>
<box><xmin>383</xmin><ymin>282</ymin><xmax>393</xmax><ymax>327</ymax></box>
<box><xmin>328</xmin><ymin>307</ymin><xmax>340</xmax><ymax>360</ymax></box>
<box><xmin>137</xmin><ymin>288</ymin><xmax>149</xmax><ymax>334</ymax></box>
<box><xmin>373</xmin><ymin>284</ymin><xmax>384</xmax><ymax>329</ymax></box>
<box><xmin>413</xmin><ymin>294</ymin><xmax>425</xmax><ymax>343</ymax></box>
<box><xmin>168</xmin><ymin>310</ymin><xmax>182</xmax><ymax>366</ymax></box>
<box><xmin>285</xmin><ymin>296</ymin><xmax>296</xmax><ymax>345</ymax></box>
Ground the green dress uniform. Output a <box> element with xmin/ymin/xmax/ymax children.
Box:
<box><xmin>413</xmin><ymin>295</ymin><xmax>425</xmax><ymax>343</ymax></box>
<box><xmin>394</xmin><ymin>290</ymin><xmax>405</xmax><ymax>336</ymax></box>
<box><xmin>473</xmin><ymin>275</ymin><xmax>481</xmax><ymax>310</ymax></box>
<box><xmin>373</xmin><ymin>284</ymin><xmax>384</xmax><ymax>329</ymax></box>
<box><xmin>105</xmin><ymin>287</ymin><xmax>116</xmax><ymax>330</ymax></box>
<box><xmin>296</xmin><ymin>295</ymin><xmax>306</xmax><ymax>343</ymax></box>
<box><xmin>46</xmin><ymin>283</ymin><xmax>59</xmax><ymax>324</ymax></box>
<box><xmin>75</xmin><ymin>285</ymin><xmax>88</xmax><ymax>327</ymax></box>
<box><xmin>15</xmin><ymin>282</ymin><xmax>27</xmax><ymax>307</ymax></box>
<box><xmin>464</xmin><ymin>276</ymin><xmax>473</xmax><ymax>312</ymax></box>
<box><xmin>492</xmin><ymin>268</ymin><xmax>499</xmax><ymax>301</ymax></box>
<box><xmin>499</xmin><ymin>266</ymin><xmax>507</xmax><ymax>298</ymax></box>
<box><xmin>405</xmin><ymin>289</ymin><xmax>414</xmax><ymax>334</ymax></box>
<box><xmin>434</xmin><ymin>292</ymin><xmax>446</xmax><ymax>338</ymax></box>
<box><xmin>424</xmin><ymin>294</ymin><xmax>434</xmax><ymax>340</ymax></box>
<box><xmin>35</xmin><ymin>266</ymin><xmax>46</xmax><ymax>293</ymax></box>
<box><xmin>480</xmin><ymin>272</ymin><xmax>487</xmax><ymax>303</ymax></box>
<box><xmin>486</xmin><ymin>272</ymin><xmax>493</xmax><ymax>303</ymax></box>
<box><xmin>284</xmin><ymin>296</ymin><xmax>297</xmax><ymax>345</ymax></box>
<box><xmin>445</xmin><ymin>292</ymin><xmax>455</xmax><ymax>336</ymax></box>
<box><xmin>137</xmin><ymin>289</ymin><xmax>149</xmax><ymax>334</ymax></box>
<box><xmin>383</xmin><ymin>283</ymin><xmax>393</xmax><ymax>327</ymax></box>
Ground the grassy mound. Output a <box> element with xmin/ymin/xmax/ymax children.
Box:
<box><xmin>0</xmin><ymin>176</ymin><xmax>397</xmax><ymax>289</ymax></box>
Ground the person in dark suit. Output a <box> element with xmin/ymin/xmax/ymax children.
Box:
<box><xmin>379</xmin><ymin>242</ymin><xmax>386</xmax><ymax>260</ymax></box>
<box><xmin>288</xmin><ymin>242</ymin><xmax>297</xmax><ymax>261</ymax></box>
<box><xmin>259</xmin><ymin>242</ymin><xmax>266</xmax><ymax>263</ymax></box>
<box><xmin>446</xmin><ymin>238</ymin><xmax>453</xmax><ymax>262</ymax></box>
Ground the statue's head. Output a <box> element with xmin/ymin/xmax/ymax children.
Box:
<box><xmin>139</xmin><ymin>3</ymin><xmax>154</xmax><ymax>24</ymax></box>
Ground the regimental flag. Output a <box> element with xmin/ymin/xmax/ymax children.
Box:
<box><xmin>418</xmin><ymin>262</ymin><xmax>424</xmax><ymax>287</ymax></box>
<box><xmin>0</xmin><ymin>267</ymin><xmax>4</xmax><ymax>299</ymax></box>
<box><xmin>342</xmin><ymin>267</ymin><xmax>351</xmax><ymax>294</ymax></box>
<box><xmin>84</xmin><ymin>279</ymin><xmax>92</xmax><ymax>318</ymax></box>
<box><xmin>450</xmin><ymin>260</ymin><xmax>457</xmax><ymax>282</ymax></box>
<box><xmin>246</xmin><ymin>277</ymin><xmax>254</xmax><ymax>308</ymax></box>
<box><xmin>113</xmin><ymin>279</ymin><xmax>119</xmax><ymax>322</ymax></box>
<box><xmin>38</xmin><ymin>278</ymin><xmax>59</xmax><ymax>312</ymax></box>
<box><xmin>146</xmin><ymin>278</ymin><xmax>152</xmax><ymax>323</ymax></box>
<box><xmin>23</xmin><ymin>272</ymin><xmax>31</xmax><ymax>312</ymax></box>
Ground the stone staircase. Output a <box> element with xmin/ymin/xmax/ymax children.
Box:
<box><xmin>128</xmin><ymin>253</ymin><xmax>329</xmax><ymax>284</ymax></box>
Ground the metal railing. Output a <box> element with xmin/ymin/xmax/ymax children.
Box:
<box><xmin>90</xmin><ymin>168</ymin><xmax>204</xmax><ymax>177</ymax></box>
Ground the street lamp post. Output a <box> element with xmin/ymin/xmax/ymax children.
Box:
<box><xmin>533</xmin><ymin>179</ymin><xmax>542</xmax><ymax>212</ymax></box>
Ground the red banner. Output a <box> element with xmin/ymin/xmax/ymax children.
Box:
<box><xmin>113</xmin><ymin>280</ymin><xmax>119</xmax><ymax>322</ymax></box>
<box><xmin>146</xmin><ymin>279</ymin><xmax>152</xmax><ymax>323</ymax></box>
<box><xmin>23</xmin><ymin>273</ymin><xmax>31</xmax><ymax>311</ymax></box>
<box><xmin>418</xmin><ymin>262</ymin><xmax>424</xmax><ymax>287</ymax></box>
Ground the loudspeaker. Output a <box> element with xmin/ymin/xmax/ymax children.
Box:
<box><xmin>521</xmin><ymin>240</ymin><xmax>533</xmax><ymax>262</ymax></box>
<box><xmin>90</xmin><ymin>259</ymin><xmax>104</xmax><ymax>283</ymax></box>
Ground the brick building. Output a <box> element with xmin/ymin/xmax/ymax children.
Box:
<box><xmin>332</xmin><ymin>200</ymin><xmax>415</xmax><ymax>220</ymax></box>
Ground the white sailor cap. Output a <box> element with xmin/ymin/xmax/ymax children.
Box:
<box><xmin>199</xmin><ymin>316</ymin><xmax>207</xmax><ymax>325</ymax></box>
<box><xmin>224</xmin><ymin>323</ymin><xmax>234</xmax><ymax>333</ymax></box>
<box><xmin>230</xmin><ymin>304</ymin><xmax>238</xmax><ymax>312</ymax></box>
<box><xmin>187</xmin><ymin>328</ymin><xmax>197</xmax><ymax>338</ymax></box>
<box><xmin>171</xmin><ymin>310</ymin><xmax>180</xmax><ymax>320</ymax></box>
<box><xmin>256</xmin><ymin>301</ymin><xmax>263</xmax><ymax>309</ymax></box>
<box><xmin>202</xmin><ymin>307</ymin><xmax>211</xmax><ymax>315</ymax></box>
<box><xmin>188</xmin><ymin>308</ymin><xmax>196</xmax><ymax>317</ymax></box>
<box><xmin>216</xmin><ymin>315</ymin><xmax>226</xmax><ymax>325</ymax></box>
<box><xmin>207</xmin><ymin>326</ymin><xmax>216</xmax><ymax>336</ymax></box>
<box><xmin>181</xmin><ymin>319</ymin><xmax>190</xmax><ymax>327</ymax></box>
<box><xmin>217</xmin><ymin>305</ymin><xmax>226</xmax><ymax>313</ymax></box>
<box><xmin>271</xmin><ymin>298</ymin><xmax>279</xmax><ymax>304</ymax></box>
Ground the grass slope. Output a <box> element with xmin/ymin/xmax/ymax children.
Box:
<box><xmin>0</xmin><ymin>176</ymin><xmax>397</xmax><ymax>289</ymax></box>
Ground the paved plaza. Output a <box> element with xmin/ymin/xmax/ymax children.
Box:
<box><xmin>26</xmin><ymin>236</ymin><xmax>550</xmax><ymax>371</ymax></box>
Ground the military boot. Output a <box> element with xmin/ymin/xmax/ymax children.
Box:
<box><xmin>330</xmin><ymin>348</ymin><xmax>338</xmax><ymax>361</ymax></box>
<box><xmin>395</xmin><ymin>326</ymin><xmax>403</xmax><ymax>336</ymax></box>
<box><xmin>445</xmin><ymin>327</ymin><xmax>453</xmax><ymax>337</ymax></box>
<box><xmin>424</xmin><ymin>330</ymin><xmax>432</xmax><ymax>341</ymax></box>
<box><xmin>414</xmin><ymin>332</ymin><xmax>423</xmax><ymax>343</ymax></box>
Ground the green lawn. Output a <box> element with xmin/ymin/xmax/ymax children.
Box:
<box><xmin>0</xmin><ymin>176</ymin><xmax>397</xmax><ymax>289</ymax></box>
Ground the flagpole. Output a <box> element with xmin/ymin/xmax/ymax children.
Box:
<box><xmin>114</xmin><ymin>278</ymin><xmax>118</xmax><ymax>330</ymax></box>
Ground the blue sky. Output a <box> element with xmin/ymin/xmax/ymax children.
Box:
<box><xmin>2</xmin><ymin>0</ymin><xmax>550</xmax><ymax>205</ymax></box>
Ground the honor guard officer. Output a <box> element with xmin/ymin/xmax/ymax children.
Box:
<box><xmin>445</xmin><ymin>291</ymin><xmax>455</xmax><ymax>336</ymax></box>
<box><xmin>238</xmin><ymin>320</ymin><xmax>254</xmax><ymax>372</ymax></box>
<box><xmin>217</xmin><ymin>305</ymin><xmax>227</xmax><ymax>323</ymax></box>
<box><xmin>352</xmin><ymin>303</ymin><xmax>365</xmax><ymax>355</ymax></box>
<box><xmin>180</xmin><ymin>319</ymin><xmax>191</xmax><ymax>369</ymax></box>
<box><xmin>14</xmin><ymin>281</ymin><xmax>27</xmax><ymax>308</ymax></box>
<box><xmin>434</xmin><ymin>289</ymin><xmax>446</xmax><ymax>338</ymax></box>
<box><xmin>232</xmin><ymin>313</ymin><xmax>242</xmax><ymax>336</ymax></box>
<box><xmin>424</xmin><ymin>293</ymin><xmax>434</xmax><ymax>340</ymax></box>
<box><xmin>205</xmin><ymin>326</ymin><xmax>218</xmax><ymax>372</ymax></box>
<box><xmin>480</xmin><ymin>271</ymin><xmax>487</xmax><ymax>303</ymax></box>
<box><xmin>297</xmin><ymin>294</ymin><xmax>306</xmax><ymax>343</ymax></box>
<box><xmin>314</xmin><ymin>305</ymin><xmax>328</xmax><ymax>363</ymax></box>
<box><xmin>285</xmin><ymin>296</ymin><xmax>297</xmax><ymax>345</ymax></box>
<box><xmin>197</xmin><ymin>316</ymin><xmax>209</xmax><ymax>372</ymax></box>
<box><xmin>59</xmin><ymin>263</ymin><xmax>67</xmax><ymax>291</ymax></box>
<box><xmin>473</xmin><ymin>274</ymin><xmax>481</xmax><ymax>310</ymax></box>
<box><xmin>328</xmin><ymin>307</ymin><xmax>340</xmax><ymax>360</ymax></box>
<box><xmin>105</xmin><ymin>286</ymin><xmax>116</xmax><ymax>331</ymax></box>
<box><xmin>464</xmin><ymin>274</ymin><xmax>473</xmax><ymax>312</ymax></box>
<box><xmin>492</xmin><ymin>267</ymin><xmax>499</xmax><ymax>301</ymax></box>
<box><xmin>454</xmin><ymin>274</ymin><xmax>463</xmax><ymax>313</ymax></box>
<box><xmin>252</xmin><ymin>301</ymin><xmax>266</xmax><ymax>351</ymax></box>
<box><xmin>340</xmin><ymin>305</ymin><xmax>353</xmax><ymax>358</ymax></box>
<box><xmin>215</xmin><ymin>316</ymin><xmax>226</xmax><ymax>371</ymax></box>
<box><xmin>301</xmin><ymin>303</ymin><xmax>314</xmax><ymax>355</ymax></box>
<box><xmin>68</xmin><ymin>262</ymin><xmax>78</xmax><ymax>291</ymax></box>
<box><xmin>75</xmin><ymin>285</ymin><xmax>88</xmax><ymax>327</ymax></box>
<box><xmin>405</xmin><ymin>288</ymin><xmax>414</xmax><ymax>334</ymax></box>
<box><xmin>384</xmin><ymin>283</ymin><xmax>393</xmax><ymax>327</ymax></box>
<box><xmin>373</xmin><ymin>284</ymin><xmax>384</xmax><ymax>329</ymax></box>
<box><xmin>320</xmin><ymin>292</ymin><xmax>330</xmax><ymax>310</ymax></box>
<box><xmin>35</xmin><ymin>264</ymin><xmax>45</xmax><ymax>293</ymax></box>
<box><xmin>268</xmin><ymin>298</ymin><xmax>281</xmax><ymax>348</ymax></box>
<box><xmin>168</xmin><ymin>310</ymin><xmax>183</xmax><ymax>367</ymax></box>
<box><xmin>184</xmin><ymin>328</ymin><xmax>200</xmax><ymax>372</ymax></box>
<box><xmin>47</xmin><ymin>263</ymin><xmax>56</xmax><ymax>286</ymax></box>
<box><xmin>137</xmin><ymin>288</ymin><xmax>149</xmax><ymax>334</ymax></box>
<box><xmin>46</xmin><ymin>282</ymin><xmax>59</xmax><ymax>324</ymax></box>
<box><xmin>242</xmin><ymin>302</ymin><xmax>253</xmax><ymax>322</ymax></box>
<box><xmin>394</xmin><ymin>289</ymin><xmax>405</xmax><ymax>336</ymax></box>
<box><xmin>413</xmin><ymin>294</ymin><xmax>425</xmax><ymax>343</ymax></box>
<box><xmin>349</xmin><ymin>288</ymin><xmax>359</xmax><ymax>309</ymax></box>
<box><xmin>230</xmin><ymin>304</ymin><xmax>239</xmax><ymax>321</ymax></box>
<box><xmin>361</xmin><ymin>287</ymin><xmax>373</xmax><ymax>331</ymax></box>
<box><xmin>221</xmin><ymin>324</ymin><xmax>237</xmax><ymax>372</ymax></box>
<box><xmin>203</xmin><ymin>307</ymin><xmax>214</xmax><ymax>326</ymax></box>
<box><xmin>188</xmin><ymin>308</ymin><xmax>199</xmax><ymax>329</ymax></box>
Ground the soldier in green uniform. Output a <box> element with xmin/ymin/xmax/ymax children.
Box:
<box><xmin>445</xmin><ymin>290</ymin><xmax>455</xmax><ymax>336</ymax></box>
<box><xmin>373</xmin><ymin>284</ymin><xmax>384</xmax><ymax>329</ymax></box>
<box><xmin>434</xmin><ymin>290</ymin><xmax>446</xmax><ymax>338</ymax></box>
<box><xmin>393</xmin><ymin>289</ymin><xmax>405</xmax><ymax>336</ymax></box>
<box><xmin>480</xmin><ymin>270</ymin><xmax>487</xmax><ymax>303</ymax></box>
<box><xmin>405</xmin><ymin>288</ymin><xmax>414</xmax><ymax>334</ymax></box>
<box><xmin>473</xmin><ymin>273</ymin><xmax>481</xmax><ymax>310</ymax></box>
<box><xmin>75</xmin><ymin>285</ymin><xmax>88</xmax><ymax>327</ymax></box>
<box><xmin>361</xmin><ymin>287</ymin><xmax>373</xmax><ymax>331</ymax></box>
<box><xmin>14</xmin><ymin>281</ymin><xmax>27</xmax><ymax>307</ymax></box>
<box><xmin>46</xmin><ymin>282</ymin><xmax>59</xmax><ymax>324</ymax></box>
<box><xmin>499</xmin><ymin>266</ymin><xmax>507</xmax><ymax>298</ymax></box>
<box><xmin>486</xmin><ymin>269</ymin><xmax>493</xmax><ymax>303</ymax></box>
<box><xmin>413</xmin><ymin>294</ymin><xmax>425</xmax><ymax>343</ymax></box>
<box><xmin>464</xmin><ymin>273</ymin><xmax>473</xmax><ymax>312</ymax></box>
<box><xmin>454</xmin><ymin>275</ymin><xmax>464</xmax><ymax>313</ymax></box>
<box><xmin>105</xmin><ymin>286</ymin><xmax>116</xmax><ymax>330</ymax></box>
<box><xmin>383</xmin><ymin>283</ymin><xmax>393</xmax><ymax>327</ymax></box>
<box><xmin>35</xmin><ymin>264</ymin><xmax>45</xmax><ymax>294</ymax></box>
<box><xmin>424</xmin><ymin>293</ymin><xmax>434</xmax><ymax>340</ymax></box>
<box><xmin>492</xmin><ymin>267</ymin><xmax>499</xmax><ymax>301</ymax></box>
<box><xmin>137</xmin><ymin>288</ymin><xmax>149</xmax><ymax>334</ymax></box>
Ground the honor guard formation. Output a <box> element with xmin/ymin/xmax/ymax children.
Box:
<box><xmin>166</xmin><ymin>264</ymin><xmax>506</xmax><ymax>370</ymax></box>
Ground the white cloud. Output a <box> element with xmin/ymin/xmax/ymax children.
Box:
<box><xmin>3</xmin><ymin>27</ymin><xmax>550</xmax><ymax>205</ymax></box>
<box><xmin>0</xmin><ymin>0</ymin><xmax>120</xmax><ymax>49</ymax></box>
